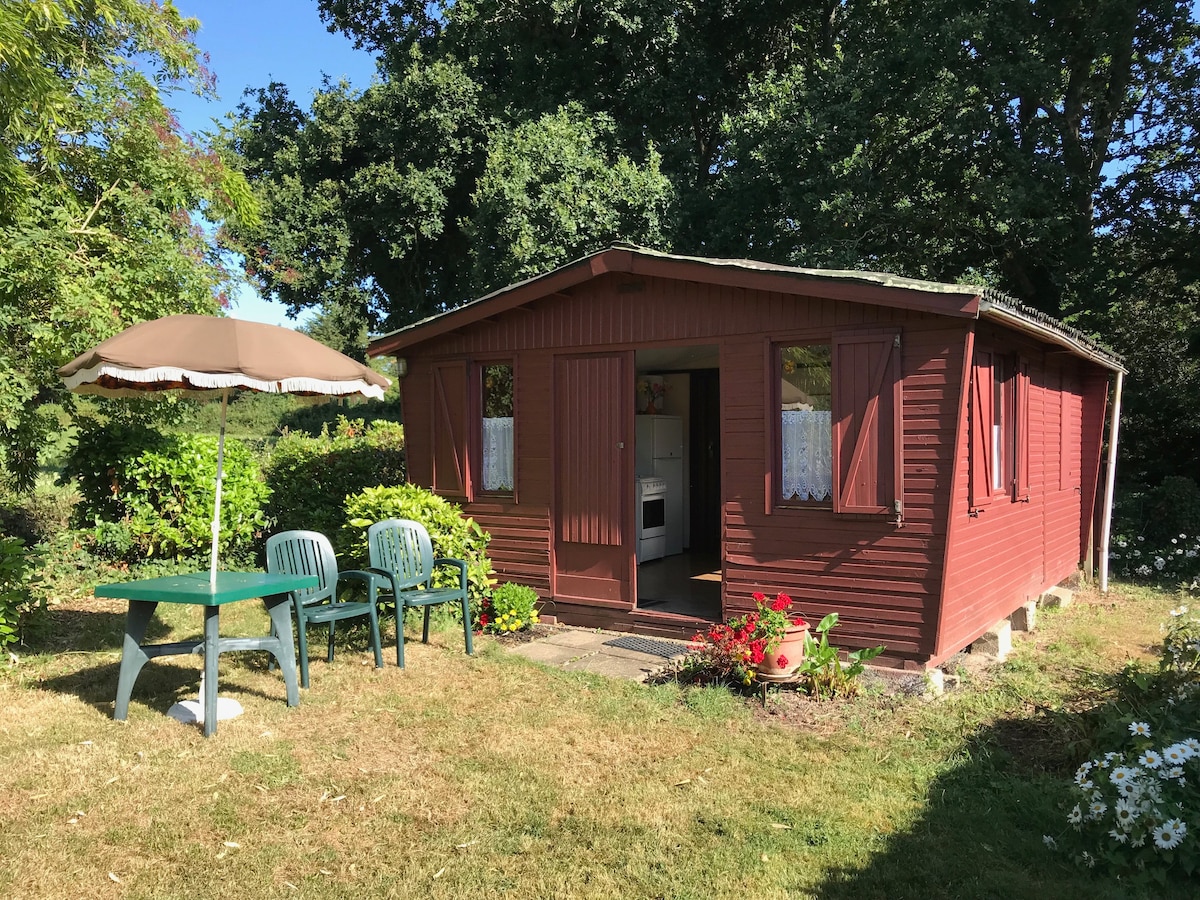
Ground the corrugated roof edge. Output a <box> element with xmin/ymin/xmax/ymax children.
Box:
<box><xmin>978</xmin><ymin>288</ymin><xmax>1125</xmax><ymax>373</ymax></box>
<box><xmin>368</xmin><ymin>243</ymin><xmax>1125</xmax><ymax>372</ymax></box>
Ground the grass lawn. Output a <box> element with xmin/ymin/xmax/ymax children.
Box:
<box><xmin>0</xmin><ymin>582</ymin><xmax>1192</xmax><ymax>899</ymax></box>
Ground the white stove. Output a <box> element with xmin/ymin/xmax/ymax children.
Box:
<box><xmin>636</xmin><ymin>475</ymin><xmax>668</xmax><ymax>562</ymax></box>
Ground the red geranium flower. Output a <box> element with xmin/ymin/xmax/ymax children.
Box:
<box><xmin>776</xmin><ymin>655</ymin><xmax>788</xmax><ymax>668</ymax></box>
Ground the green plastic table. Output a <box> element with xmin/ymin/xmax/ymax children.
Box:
<box><xmin>95</xmin><ymin>571</ymin><xmax>318</xmax><ymax>737</ymax></box>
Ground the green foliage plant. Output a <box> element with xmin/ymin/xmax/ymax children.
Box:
<box><xmin>795</xmin><ymin>612</ymin><xmax>885</xmax><ymax>700</ymax></box>
<box><xmin>479</xmin><ymin>582</ymin><xmax>539</xmax><ymax>634</ymax></box>
<box><xmin>341</xmin><ymin>484</ymin><xmax>493</xmax><ymax>616</ymax></box>
<box><xmin>263</xmin><ymin>417</ymin><xmax>405</xmax><ymax>539</ymax></box>
<box><xmin>63</xmin><ymin>421</ymin><xmax>269</xmax><ymax>561</ymax></box>
<box><xmin>1048</xmin><ymin>607</ymin><xmax>1200</xmax><ymax>883</ymax></box>
<box><xmin>0</xmin><ymin>536</ymin><xmax>40</xmax><ymax>653</ymax></box>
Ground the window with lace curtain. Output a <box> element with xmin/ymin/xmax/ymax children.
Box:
<box><xmin>779</xmin><ymin>344</ymin><xmax>833</xmax><ymax>503</ymax></box>
<box><xmin>480</xmin><ymin>363</ymin><xmax>514</xmax><ymax>493</ymax></box>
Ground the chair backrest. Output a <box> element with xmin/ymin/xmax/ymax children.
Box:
<box><xmin>266</xmin><ymin>530</ymin><xmax>338</xmax><ymax>605</ymax></box>
<box><xmin>367</xmin><ymin>519</ymin><xmax>433</xmax><ymax>590</ymax></box>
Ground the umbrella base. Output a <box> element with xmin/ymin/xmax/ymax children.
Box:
<box><xmin>167</xmin><ymin>697</ymin><xmax>244</xmax><ymax>725</ymax></box>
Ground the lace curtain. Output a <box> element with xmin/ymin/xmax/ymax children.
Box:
<box><xmin>482</xmin><ymin>416</ymin><xmax>514</xmax><ymax>491</ymax></box>
<box><xmin>781</xmin><ymin>410</ymin><xmax>832</xmax><ymax>501</ymax></box>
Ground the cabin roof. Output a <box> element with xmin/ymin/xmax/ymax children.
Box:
<box><xmin>367</xmin><ymin>244</ymin><xmax>1124</xmax><ymax>372</ymax></box>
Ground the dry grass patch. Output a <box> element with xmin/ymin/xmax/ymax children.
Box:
<box><xmin>0</xmin><ymin>583</ymin><xmax>1191</xmax><ymax>898</ymax></box>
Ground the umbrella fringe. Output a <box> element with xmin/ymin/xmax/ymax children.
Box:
<box><xmin>62</xmin><ymin>364</ymin><xmax>385</xmax><ymax>398</ymax></box>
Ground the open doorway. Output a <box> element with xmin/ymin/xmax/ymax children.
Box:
<box><xmin>632</xmin><ymin>345</ymin><xmax>721</xmax><ymax>621</ymax></box>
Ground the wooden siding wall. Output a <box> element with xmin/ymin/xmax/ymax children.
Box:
<box><xmin>935</xmin><ymin>326</ymin><xmax>1112</xmax><ymax>662</ymax></box>
<box><xmin>400</xmin><ymin>273</ymin><xmax>971</xmax><ymax>663</ymax></box>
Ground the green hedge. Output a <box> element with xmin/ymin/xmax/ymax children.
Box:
<box><xmin>341</xmin><ymin>485</ymin><xmax>493</xmax><ymax>616</ymax></box>
<box><xmin>262</xmin><ymin>418</ymin><xmax>406</xmax><ymax>540</ymax></box>
<box><xmin>62</xmin><ymin>421</ymin><xmax>270</xmax><ymax>561</ymax></box>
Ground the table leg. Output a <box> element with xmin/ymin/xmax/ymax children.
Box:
<box><xmin>115</xmin><ymin>600</ymin><xmax>158</xmax><ymax>721</ymax></box>
<box><xmin>203</xmin><ymin>606</ymin><xmax>220</xmax><ymax>738</ymax></box>
<box><xmin>264</xmin><ymin>594</ymin><xmax>300</xmax><ymax>707</ymax></box>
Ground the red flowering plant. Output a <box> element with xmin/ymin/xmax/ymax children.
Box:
<box><xmin>678</xmin><ymin>591</ymin><xmax>809</xmax><ymax>688</ymax></box>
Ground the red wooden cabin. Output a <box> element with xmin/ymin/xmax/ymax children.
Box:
<box><xmin>367</xmin><ymin>245</ymin><xmax>1123</xmax><ymax>668</ymax></box>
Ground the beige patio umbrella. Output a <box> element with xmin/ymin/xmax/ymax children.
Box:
<box><xmin>59</xmin><ymin>315</ymin><xmax>390</xmax><ymax>583</ymax></box>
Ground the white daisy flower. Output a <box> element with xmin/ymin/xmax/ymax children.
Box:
<box><xmin>1140</xmin><ymin>750</ymin><xmax>1163</xmax><ymax>769</ymax></box>
<box><xmin>1089</xmin><ymin>800</ymin><xmax>1107</xmax><ymax>818</ymax></box>
<box><xmin>1182</xmin><ymin>738</ymin><xmax>1200</xmax><ymax>754</ymax></box>
<box><xmin>1153</xmin><ymin>819</ymin><xmax>1186</xmax><ymax>850</ymax></box>
<box><xmin>1110</xmin><ymin>765</ymin><xmax>1139</xmax><ymax>786</ymax></box>
<box><xmin>1162</xmin><ymin>744</ymin><xmax>1188</xmax><ymax>765</ymax></box>
<box><xmin>1118</xmin><ymin>779</ymin><xmax>1141</xmax><ymax>798</ymax></box>
<box><xmin>1109</xmin><ymin>828</ymin><xmax>1128</xmax><ymax>844</ymax></box>
<box><xmin>1129</xmin><ymin>722</ymin><xmax>1152</xmax><ymax>737</ymax></box>
<box><xmin>1042</xmin><ymin>834</ymin><xmax>1057</xmax><ymax>850</ymax></box>
<box><xmin>1080</xmin><ymin>850</ymin><xmax>1095</xmax><ymax>868</ymax></box>
<box><xmin>1132</xmin><ymin>832</ymin><xmax>1146</xmax><ymax>847</ymax></box>
<box><xmin>1114</xmin><ymin>799</ymin><xmax>1139</xmax><ymax>827</ymax></box>
<box><xmin>1067</xmin><ymin>804</ymin><xmax>1083</xmax><ymax>826</ymax></box>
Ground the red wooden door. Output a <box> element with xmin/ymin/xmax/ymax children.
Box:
<box><xmin>553</xmin><ymin>353</ymin><xmax>632</xmax><ymax>605</ymax></box>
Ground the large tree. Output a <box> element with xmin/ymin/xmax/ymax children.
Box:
<box><xmin>234</xmin><ymin>0</ymin><xmax>1198</xmax><ymax>480</ymax></box>
<box><xmin>0</xmin><ymin>0</ymin><xmax>259</xmax><ymax>489</ymax></box>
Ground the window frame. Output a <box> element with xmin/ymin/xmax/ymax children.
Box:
<box><xmin>767</xmin><ymin>326</ymin><xmax>903</xmax><ymax>517</ymax></box>
<box><xmin>472</xmin><ymin>357</ymin><xmax>517</xmax><ymax>501</ymax></box>
<box><xmin>969</xmin><ymin>348</ymin><xmax>1030</xmax><ymax>512</ymax></box>
<box><xmin>773</xmin><ymin>338</ymin><xmax>835</xmax><ymax>509</ymax></box>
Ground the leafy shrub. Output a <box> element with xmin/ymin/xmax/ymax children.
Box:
<box><xmin>0</xmin><ymin>536</ymin><xmax>40</xmax><ymax>652</ymax></box>
<box><xmin>341</xmin><ymin>484</ymin><xmax>493</xmax><ymax>616</ymax></box>
<box><xmin>263</xmin><ymin>417</ymin><xmax>406</xmax><ymax>540</ymax></box>
<box><xmin>1049</xmin><ymin>607</ymin><xmax>1200</xmax><ymax>882</ymax></box>
<box><xmin>279</xmin><ymin>397</ymin><xmax>403</xmax><ymax>436</ymax></box>
<box><xmin>480</xmin><ymin>582</ymin><xmax>539</xmax><ymax>633</ymax></box>
<box><xmin>795</xmin><ymin>613</ymin><xmax>885</xmax><ymax>699</ymax></box>
<box><xmin>62</xmin><ymin>421</ymin><xmax>270</xmax><ymax>561</ymax></box>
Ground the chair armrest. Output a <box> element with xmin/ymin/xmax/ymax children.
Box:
<box><xmin>433</xmin><ymin>557</ymin><xmax>468</xmax><ymax>590</ymax></box>
<box><xmin>337</xmin><ymin>569</ymin><xmax>380</xmax><ymax>602</ymax></box>
<box><xmin>364</xmin><ymin>566</ymin><xmax>401</xmax><ymax>594</ymax></box>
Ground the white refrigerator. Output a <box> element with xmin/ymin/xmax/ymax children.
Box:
<box><xmin>636</xmin><ymin>415</ymin><xmax>684</xmax><ymax>556</ymax></box>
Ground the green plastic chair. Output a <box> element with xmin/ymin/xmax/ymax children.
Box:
<box><xmin>366</xmin><ymin>518</ymin><xmax>474</xmax><ymax>668</ymax></box>
<box><xmin>266</xmin><ymin>530</ymin><xmax>383</xmax><ymax>688</ymax></box>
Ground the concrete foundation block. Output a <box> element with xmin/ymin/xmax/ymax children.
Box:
<box><xmin>972</xmin><ymin>619</ymin><xmax>1012</xmax><ymax>661</ymax></box>
<box><xmin>1040</xmin><ymin>586</ymin><xmax>1074</xmax><ymax>609</ymax></box>
<box><xmin>1010</xmin><ymin>600</ymin><xmax>1038</xmax><ymax>632</ymax></box>
<box><xmin>924</xmin><ymin>668</ymin><xmax>945</xmax><ymax>696</ymax></box>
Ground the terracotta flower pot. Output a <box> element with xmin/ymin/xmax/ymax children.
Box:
<box><xmin>758</xmin><ymin>625</ymin><xmax>809</xmax><ymax>677</ymax></box>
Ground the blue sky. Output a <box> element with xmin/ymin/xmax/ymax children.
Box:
<box><xmin>170</xmin><ymin>1</ymin><xmax>378</xmax><ymax>327</ymax></box>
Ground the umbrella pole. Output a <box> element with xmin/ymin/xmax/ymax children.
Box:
<box><xmin>210</xmin><ymin>389</ymin><xmax>229</xmax><ymax>585</ymax></box>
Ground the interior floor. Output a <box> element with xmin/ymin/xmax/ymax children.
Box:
<box><xmin>636</xmin><ymin>551</ymin><xmax>721</xmax><ymax>620</ymax></box>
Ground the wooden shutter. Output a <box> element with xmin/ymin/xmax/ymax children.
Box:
<box><xmin>1015</xmin><ymin>359</ymin><xmax>1031</xmax><ymax>500</ymax></box>
<box><xmin>432</xmin><ymin>361</ymin><xmax>469</xmax><ymax>497</ymax></box>
<box><xmin>831</xmin><ymin>329</ymin><xmax>902</xmax><ymax>515</ymax></box>
<box><xmin>969</xmin><ymin>350</ymin><xmax>994</xmax><ymax>510</ymax></box>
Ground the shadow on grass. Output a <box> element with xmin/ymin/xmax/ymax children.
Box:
<box><xmin>37</xmin><ymin>655</ymin><xmax>300</xmax><ymax>719</ymax></box>
<box><xmin>20</xmin><ymin>606</ymin><xmax>170</xmax><ymax>654</ymax></box>
<box><xmin>811</xmin><ymin>706</ymin><xmax>1191</xmax><ymax>900</ymax></box>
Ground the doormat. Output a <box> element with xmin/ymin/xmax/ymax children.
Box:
<box><xmin>603</xmin><ymin>636</ymin><xmax>689</xmax><ymax>658</ymax></box>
